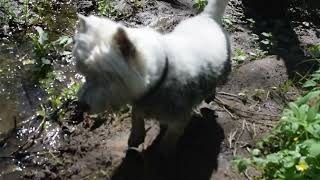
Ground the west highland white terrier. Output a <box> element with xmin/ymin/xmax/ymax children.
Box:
<box><xmin>73</xmin><ymin>0</ymin><xmax>231</xmax><ymax>153</ymax></box>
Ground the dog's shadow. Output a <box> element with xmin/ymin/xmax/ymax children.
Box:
<box><xmin>111</xmin><ymin>107</ymin><xmax>224</xmax><ymax>180</ymax></box>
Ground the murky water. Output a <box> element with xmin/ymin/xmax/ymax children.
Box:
<box><xmin>0</xmin><ymin>1</ymin><xmax>77</xmax><ymax>178</ymax></box>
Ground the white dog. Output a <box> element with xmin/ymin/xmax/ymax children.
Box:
<box><xmin>73</xmin><ymin>0</ymin><xmax>230</xmax><ymax>153</ymax></box>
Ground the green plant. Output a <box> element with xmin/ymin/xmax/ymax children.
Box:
<box><xmin>222</xmin><ymin>16</ymin><xmax>236</xmax><ymax>31</ymax></box>
<box><xmin>260</xmin><ymin>32</ymin><xmax>274</xmax><ymax>50</ymax></box>
<box><xmin>194</xmin><ymin>0</ymin><xmax>207</xmax><ymax>11</ymax></box>
<box><xmin>28</xmin><ymin>27</ymin><xmax>73</xmax><ymax>80</ymax></box>
<box><xmin>0</xmin><ymin>0</ymin><xmax>21</xmax><ymax>25</ymax></box>
<box><xmin>247</xmin><ymin>18</ymin><xmax>255</xmax><ymax>28</ymax></box>
<box><xmin>97</xmin><ymin>0</ymin><xmax>116</xmax><ymax>17</ymax></box>
<box><xmin>0</xmin><ymin>0</ymin><xmax>37</xmax><ymax>26</ymax></box>
<box><xmin>132</xmin><ymin>0</ymin><xmax>143</xmax><ymax>10</ymax></box>
<box><xmin>39</xmin><ymin>70</ymin><xmax>81</xmax><ymax>122</ymax></box>
<box><xmin>29</xmin><ymin>26</ymin><xmax>54</xmax><ymax>79</ymax></box>
<box><xmin>233</xmin><ymin>48</ymin><xmax>248</xmax><ymax>63</ymax></box>
<box><xmin>303</xmin><ymin>69</ymin><xmax>320</xmax><ymax>90</ymax></box>
<box><xmin>40</xmin><ymin>71</ymin><xmax>80</xmax><ymax>110</ymax></box>
<box><xmin>23</xmin><ymin>0</ymin><xmax>30</xmax><ymax>24</ymax></box>
<box><xmin>308</xmin><ymin>44</ymin><xmax>320</xmax><ymax>59</ymax></box>
<box><xmin>250</xmin><ymin>49</ymin><xmax>266</xmax><ymax>59</ymax></box>
<box><xmin>280</xmin><ymin>80</ymin><xmax>294</xmax><ymax>93</ymax></box>
<box><xmin>233</xmin><ymin>83</ymin><xmax>320</xmax><ymax>179</ymax></box>
<box><xmin>303</xmin><ymin>44</ymin><xmax>320</xmax><ymax>90</ymax></box>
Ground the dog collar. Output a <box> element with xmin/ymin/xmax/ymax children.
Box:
<box><xmin>134</xmin><ymin>57</ymin><xmax>169</xmax><ymax>104</ymax></box>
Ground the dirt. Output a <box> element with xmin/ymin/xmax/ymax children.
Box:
<box><xmin>1</xmin><ymin>0</ymin><xmax>319</xmax><ymax>179</ymax></box>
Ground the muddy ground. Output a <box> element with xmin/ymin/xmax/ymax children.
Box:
<box><xmin>1</xmin><ymin>0</ymin><xmax>320</xmax><ymax>179</ymax></box>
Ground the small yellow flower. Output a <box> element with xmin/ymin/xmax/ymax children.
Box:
<box><xmin>293</xmin><ymin>137</ymin><xmax>299</xmax><ymax>141</ymax></box>
<box><xmin>296</xmin><ymin>160</ymin><xmax>309</xmax><ymax>172</ymax></box>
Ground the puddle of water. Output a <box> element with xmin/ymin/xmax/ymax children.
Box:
<box><xmin>0</xmin><ymin>1</ymin><xmax>77</xmax><ymax>178</ymax></box>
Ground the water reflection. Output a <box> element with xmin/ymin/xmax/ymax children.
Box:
<box><xmin>0</xmin><ymin>1</ymin><xmax>77</xmax><ymax>178</ymax></box>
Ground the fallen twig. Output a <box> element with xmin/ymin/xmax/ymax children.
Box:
<box><xmin>228</xmin><ymin>130</ymin><xmax>238</xmax><ymax>149</ymax></box>
<box><xmin>233</xmin><ymin>120</ymin><xmax>246</xmax><ymax>155</ymax></box>
<box><xmin>214</xmin><ymin>97</ymin><xmax>279</xmax><ymax>119</ymax></box>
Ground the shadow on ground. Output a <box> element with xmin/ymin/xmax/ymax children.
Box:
<box><xmin>242</xmin><ymin>0</ymin><xmax>319</xmax><ymax>79</ymax></box>
<box><xmin>111</xmin><ymin>108</ymin><xmax>224</xmax><ymax>180</ymax></box>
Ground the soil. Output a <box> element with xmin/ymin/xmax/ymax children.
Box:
<box><xmin>0</xmin><ymin>0</ymin><xmax>319</xmax><ymax>180</ymax></box>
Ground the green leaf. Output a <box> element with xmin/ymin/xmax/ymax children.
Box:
<box><xmin>232</xmin><ymin>156</ymin><xmax>251</xmax><ymax>172</ymax></box>
<box><xmin>252</xmin><ymin>149</ymin><xmax>261</xmax><ymax>156</ymax></box>
<box><xmin>55</xmin><ymin>35</ymin><xmax>73</xmax><ymax>47</ymax></box>
<box><xmin>261</xmin><ymin>39</ymin><xmax>270</xmax><ymax>45</ymax></box>
<box><xmin>41</xmin><ymin>58</ymin><xmax>51</xmax><ymax>65</ymax></box>
<box><xmin>307</xmin><ymin>106</ymin><xmax>318</xmax><ymax>122</ymax></box>
<box><xmin>306</xmin><ymin>124</ymin><xmax>320</xmax><ymax>138</ymax></box>
<box><xmin>309</xmin><ymin>143</ymin><xmax>320</xmax><ymax>157</ymax></box>
<box><xmin>35</xmin><ymin>26</ymin><xmax>48</xmax><ymax>45</ymax></box>
<box><xmin>308</xmin><ymin>44</ymin><xmax>320</xmax><ymax>58</ymax></box>
<box><xmin>303</xmin><ymin>80</ymin><xmax>317</xmax><ymax>88</ymax></box>
<box><xmin>261</xmin><ymin>32</ymin><xmax>272</xmax><ymax>37</ymax></box>
<box><xmin>288</xmin><ymin>102</ymin><xmax>300</xmax><ymax>117</ymax></box>
<box><xmin>283</xmin><ymin>156</ymin><xmax>296</xmax><ymax>168</ymax></box>
<box><xmin>36</xmin><ymin>110</ymin><xmax>45</xmax><ymax>117</ymax></box>
<box><xmin>266</xmin><ymin>154</ymin><xmax>280</xmax><ymax>164</ymax></box>
<box><xmin>252</xmin><ymin>157</ymin><xmax>266</xmax><ymax>167</ymax></box>
<box><xmin>295</xmin><ymin>91</ymin><xmax>320</xmax><ymax>106</ymax></box>
<box><xmin>236</xmin><ymin>55</ymin><xmax>247</xmax><ymax>61</ymax></box>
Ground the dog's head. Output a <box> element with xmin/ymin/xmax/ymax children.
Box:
<box><xmin>73</xmin><ymin>15</ymin><xmax>146</xmax><ymax>113</ymax></box>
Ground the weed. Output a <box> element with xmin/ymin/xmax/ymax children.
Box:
<box><xmin>308</xmin><ymin>44</ymin><xmax>320</xmax><ymax>60</ymax></box>
<box><xmin>280</xmin><ymin>80</ymin><xmax>294</xmax><ymax>93</ymax></box>
<box><xmin>23</xmin><ymin>0</ymin><xmax>30</xmax><ymax>24</ymax></box>
<box><xmin>28</xmin><ymin>26</ymin><xmax>73</xmax><ymax>80</ymax></box>
<box><xmin>303</xmin><ymin>69</ymin><xmax>320</xmax><ymax>90</ymax></box>
<box><xmin>233</xmin><ymin>48</ymin><xmax>248</xmax><ymax>63</ymax></box>
<box><xmin>252</xmin><ymin>88</ymin><xmax>266</xmax><ymax>101</ymax></box>
<box><xmin>29</xmin><ymin>26</ymin><xmax>54</xmax><ymax>79</ymax></box>
<box><xmin>260</xmin><ymin>32</ymin><xmax>274</xmax><ymax>50</ymax></box>
<box><xmin>302</xmin><ymin>44</ymin><xmax>320</xmax><ymax>90</ymax></box>
<box><xmin>0</xmin><ymin>0</ymin><xmax>21</xmax><ymax>25</ymax></box>
<box><xmin>248</xmin><ymin>48</ymin><xmax>267</xmax><ymax>60</ymax></box>
<box><xmin>233</xmin><ymin>66</ymin><xmax>320</xmax><ymax>179</ymax></box>
<box><xmin>132</xmin><ymin>0</ymin><xmax>144</xmax><ymax>10</ymax></box>
<box><xmin>194</xmin><ymin>0</ymin><xmax>207</xmax><ymax>11</ymax></box>
<box><xmin>39</xmin><ymin>70</ymin><xmax>81</xmax><ymax>121</ymax></box>
<box><xmin>222</xmin><ymin>16</ymin><xmax>236</xmax><ymax>31</ymax></box>
<box><xmin>97</xmin><ymin>0</ymin><xmax>117</xmax><ymax>17</ymax></box>
<box><xmin>233</xmin><ymin>44</ymin><xmax>320</xmax><ymax>179</ymax></box>
<box><xmin>246</xmin><ymin>18</ymin><xmax>255</xmax><ymax>28</ymax></box>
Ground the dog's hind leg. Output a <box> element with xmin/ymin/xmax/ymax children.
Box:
<box><xmin>128</xmin><ymin>107</ymin><xmax>146</xmax><ymax>148</ymax></box>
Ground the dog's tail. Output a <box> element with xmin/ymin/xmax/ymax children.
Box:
<box><xmin>201</xmin><ymin>0</ymin><xmax>228</xmax><ymax>23</ymax></box>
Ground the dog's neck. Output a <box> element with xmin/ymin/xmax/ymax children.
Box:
<box><xmin>134</xmin><ymin>56</ymin><xmax>169</xmax><ymax>104</ymax></box>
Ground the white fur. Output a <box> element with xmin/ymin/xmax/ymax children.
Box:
<box><xmin>73</xmin><ymin>0</ymin><xmax>230</xmax><ymax>151</ymax></box>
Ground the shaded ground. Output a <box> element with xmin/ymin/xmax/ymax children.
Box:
<box><xmin>0</xmin><ymin>0</ymin><xmax>319</xmax><ymax>179</ymax></box>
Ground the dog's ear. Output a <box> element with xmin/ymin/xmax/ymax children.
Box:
<box><xmin>113</xmin><ymin>27</ymin><xmax>135</xmax><ymax>58</ymax></box>
<box><xmin>78</xmin><ymin>14</ymin><xmax>88</xmax><ymax>33</ymax></box>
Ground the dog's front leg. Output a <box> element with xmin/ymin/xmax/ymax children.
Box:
<box><xmin>128</xmin><ymin>106</ymin><xmax>146</xmax><ymax>148</ymax></box>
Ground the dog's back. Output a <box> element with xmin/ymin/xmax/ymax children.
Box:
<box><xmin>135</xmin><ymin>0</ymin><xmax>231</xmax><ymax>121</ymax></box>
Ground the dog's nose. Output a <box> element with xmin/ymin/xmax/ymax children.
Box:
<box><xmin>78</xmin><ymin>100</ymin><xmax>90</xmax><ymax>112</ymax></box>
